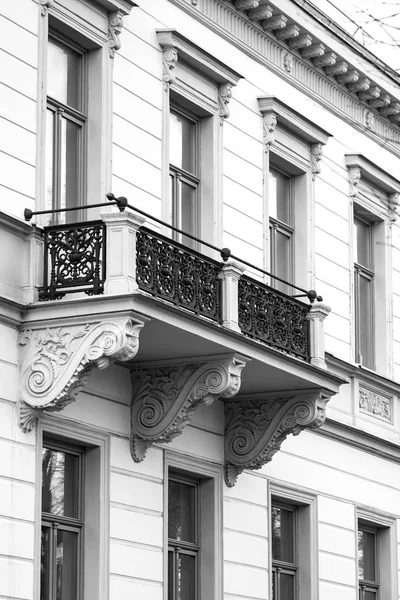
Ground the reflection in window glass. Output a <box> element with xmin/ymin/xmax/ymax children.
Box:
<box><xmin>269</xmin><ymin>168</ymin><xmax>291</xmax><ymax>224</ymax></box>
<box><xmin>42</xmin><ymin>448</ymin><xmax>79</xmax><ymax>518</ymax></box>
<box><xmin>271</xmin><ymin>503</ymin><xmax>296</xmax><ymax>600</ymax></box>
<box><xmin>47</xmin><ymin>39</ymin><xmax>81</xmax><ymax>109</ymax></box>
<box><xmin>358</xmin><ymin>525</ymin><xmax>379</xmax><ymax>600</ymax></box>
<box><xmin>169</xmin><ymin>111</ymin><xmax>196</xmax><ymax>173</ymax></box>
<box><xmin>168</xmin><ymin>479</ymin><xmax>196</xmax><ymax>543</ymax></box>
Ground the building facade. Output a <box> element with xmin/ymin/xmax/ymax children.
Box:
<box><xmin>2</xmin><ymin>0</ymin><xmax>400</xmax><ymax>599</ymax></box>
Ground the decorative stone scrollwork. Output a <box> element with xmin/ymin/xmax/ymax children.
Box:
<box><xmin>389</xmin><ymin>193</ymin><xmax>400</xmax><ymax>222</ymax></box>
<box><xmin>39</xmin><ymin>0</ymin><xmax>54</xmax><ymax>16</ymax></box>
<box><xmin>19</xmin><ymin>318</ymin><xmax>144</xmax><ymax>430</ymax></box>
<box><xmin>349</xmin><ymin>166</ymin><xmax>361</xmax><ymax>198</ymax></box>
<box><xmin>162</xmin><ymin>47</ymin><xmax>178</xmax><ymax>90</ymax></box>
<box><xmin>130</xmin><ymin>355</ymin><xmax>247</xmax><ymax>461</ymax></box>
<box><xmin>218</xmin><ymin>83</ymin><xmax>233</xmax><ymax>124</ymax></box>
<box><xmin>224</xmin><ymin>389</ymin><xmax>330</xmax><ymax>486</ymax></box>
<box><xmin>262</xmin><ymin>113</ymin><xmax>277</xmax><ymax>152</ymax></box>
<box><xmin>310</xmin><ymin>143</ymin><xmax>323</xmax><ymax>181</ymax></box>
<box><xmin>108</xmin><ymin>12</ymin><xmax>124</xmax><ymax>58</ymax></box>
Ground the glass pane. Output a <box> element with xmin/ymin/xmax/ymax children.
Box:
<box><xmin>358</xmin><ymin>530</ymin><xmax>364</xmax><ymax>580</ymax></box>
<box><xmin>362</xmin><ymin>531</ymin><xmax>376</xmax><ymax>581</ymax></box>
<box><xmin>170</xmin><ymin>111</ymin><xmax>196</xmax><ymax>173</ymax></box>
<box><xmin>276</xmin><ymin>230</ymin><xmax>291</xmax><ymax>282</ymax></box>
<box><xmin>280</xmin><ymin>572</ymin><xmax>295</xmax><ymax>600</ymax></box>
<box><xmin>271</xmin><ymin>506</ymin><xmax>294</xmax><ymax>563</ymax></box>
<box><xmin>272</xmin><ymin>569</ymin><xmax>277</xmax><ymax>600</ymax></box>
<box><xmin>358</xmin><ymin>274</ymin><xmax>374</xmax><ymax>369</ymax></box>
<box><xmin>59</xmin><ymin>118</ymin><xmax>80</xmax><ymax>221</ymax></box>
<box><xmin>354</xmin><ymin>217</ymin><xmax>371</xmax><ymax>268</ymax></box>
<box><xmin>45</xmin><ymin>109</ymin><xmax>54</xmax><ymax>213</ymax></box>
<box><xmin>42</xmin><ymin>448</ymin><xmax>79</xmax><ymax>517</ymax></box>
<box><xmin>40</xmin><ymin>526</ymin><xmax>51</xmax><ymax>600</ymax></box>
<box><xmin>364</xmin><ymin>590</ymin><xmax>378</xmax><ymax>600</ymax></box>
<box><xmin>181</xmin><ymin>181</ymin><xmax>196</xmax><ymax>235</ymax></box>
<box><xmin>178</xmin><ymin>553</ymin><xmax>196</xmax><ymax>600</ymax></box>
<box><xmin>56</xmin><ymin>529</ymin><xmax>78</xmax><ymax>600</ymax></box>
<box><xmin>168</xmin><ymin>550</ymin><xmax>174</xmax><ymax>600</ymax></box>
<box><xmin>269</xmin><ymin>169</ymin><xmax>290</xmax><ymax>224</ymax></box>
<box><xmin>168</xmin><ymin>480</ymin><xmax>196</xmax><ymax>543</ymax></box>
<box><xmin>47</xmin><ymin>39</ymin><xmax>81</xmax><ymax>109</ymax></box>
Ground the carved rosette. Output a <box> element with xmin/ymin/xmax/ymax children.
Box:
<box><xmin>224</xmin><ymin>390</ymin><xmax>330</xmax><ymax>486</ymax></box>
<box><xmin>130</xmin><ymin>355</ymin><xmax>247</xmax><ymax>461</ymax></box>
<box><xmin>218</xmin><ymin>83</ymin><xmax>233</xmax><ymax>124</ymax></box>
<box><xmin>19</xmin><ymin>318</ymin><xmax>144</xmax><ymax>429</ymax></box>
<box><xmin>108</xmin><ymin>12</ymin><xmax>124</xmax><ymax>58</ymax></box>
<box><xmin>311</xmin><ymin>143</ymin><xmax>323</xmax><ymax>180</ymax></box>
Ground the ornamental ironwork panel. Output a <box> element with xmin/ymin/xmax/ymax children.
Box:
<box><xmin>136</xmin><ymin>228</ymin><xmax>221</xmax><ymax>322</ymax></box>
<box><xmin>238</xmin><ymin>276</ymin><xmax>310</xmax><ymax>360</ymax></box>
<box><xmin>39</xmin><ymin>221</ymin><xmax>106</xmax><ymax>301</ymax></box>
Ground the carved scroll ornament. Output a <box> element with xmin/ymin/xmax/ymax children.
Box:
<box><xmin>130</xmin><ymin>354</ymin><xmax>247</xmax><ymax>461</ymax></box>
<box><xmin>108</xmin><ymin>12</ymin><xmax>124</xmax><ymax>58</ymax></box>
<box><xmin>349</xmin><ymin>166</ymin><xmax>361</xmax><ymax>198</ymax></box>
<box><xmin>262</xmin><ymin>113</ymin><xmax>277</xmax><ymax>152</ymax></box>
<box><xmin>218</xmin><ymin>82</ymin><xmax>233</xmax><ymax>124</ymax></box>
<box><xmin>311</xmin><ymin>143</ymin><xmax>323</xmax><ymax>180</ymax></box>
<box><xmin>224</xmin><ymin>389</ymin><xmax>330</xmax><ymax>486</ymax></box>
<box><xmin>19</xmin><ymin>318</ymin><xmax>144</xmax><ymax>431</ymax></box>
<box><xmin>162</xmin><ymin>47</ymin><xmax>178</xmax><ymax>90</ymax></box>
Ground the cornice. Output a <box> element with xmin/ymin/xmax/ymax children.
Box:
<box><xmin>168</xmin><ymin>0</ymin><xmax>400</xmax><ymax>157</ymax></box>
<box><xmin>345</xmin><ymin>154</ymin><xmax>400</xmax><ymax>196</ymax></box>
<box><xmin>92</xmin><ymin>0</ymin><xmax>137</xmax><ymax>15</ymax></box>
<box><xmin>326</xmin><ymin>353</ymin><xmax>400</xmax><ymax>397</ymax></box>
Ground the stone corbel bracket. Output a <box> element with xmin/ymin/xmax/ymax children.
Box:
<box><xmin>19</xmin><ymin>316</ymin><xmax>145</xmax><ymax>432</ymax></box>
<box><xmin>39</xmin><ymin>0</ymin><xmax>54</xmax><ymax>16</ymax></box>
<box><xmin>130</xmin><ymin>354</ymin><xmax>248</xmax><ymax>461</ymax></box>
<box><xmin>224</xmin><ymin>388</ymin><xmax>332</xmax><ymax>486</ymax></box>
<box><xmin>345</xmin><ymin>154</ymin><xmax>400</xmax><ymax>211</ymax></box>
<box><xmin>108</xmin><ymin>11</ymin><xmax>124</xmax><ymax>58</ymax></box>
<box><xmin>258</xmin><ymin>96</ymin><xmax>331</xmax><ymax>174</ymax></box>
<box><xmin>156</xmin><ymin>29</ymin><xmax>242</xmax><ymax>115</ymax></box>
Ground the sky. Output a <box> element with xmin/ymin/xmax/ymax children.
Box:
<box><xmin>308</xmin><ymin>0</ymin><xmax>400</xmax><ymax>72</ymax></box>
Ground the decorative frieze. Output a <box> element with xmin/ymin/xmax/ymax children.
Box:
<box><xmin>19</xmin><ymin>317</ymin><xmax>144</xmax><ymax>431</ymax></box>
<box><xmin>130</xmin><ymin>355</ymin><xmax>247</xmax><ymax>461</ymax></box>
<box><xmin>108</xmin><ymin>12</ymin><xmax>124</xmax><ymax>58</ymax></box>
<box><xmin>224</xmin><ymin>389</ymin><xmax>331</xmax><ymax>486</ymax></box>
<box><xmin>359</xmin><ymin>385</ymin><xmax>392</xmax><ymax>423</ymax></box>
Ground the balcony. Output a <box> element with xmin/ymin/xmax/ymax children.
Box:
<box><xmin>30</xmin><ymin>203</ymin><xmax>326</xmax><ymax>367</ymax></box>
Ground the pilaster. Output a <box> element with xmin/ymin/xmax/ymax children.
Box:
<box><xmin>306</xmin><ymin>302</ymin><xmax>331</xmax><ymax>369</ymax></box>
<box><xmin>218</xmin><ymin>260</ymin><xmax>245</xmax><ymax>332</ymax></box>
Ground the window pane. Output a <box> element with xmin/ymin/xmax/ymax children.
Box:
<box><xmin>354</xmin><ymin>217</ymin><xmax>372</xmax><ymax>268</ymax></box>
<box><xmin>170</xmin><ymin>111</ymin><xmax>196</xmax><ymax>173</ymax></box>
<box><xmin>47</xmin><ymin>39</ymin><xmax>81</xmax><ymax>109</ymax></box>
<box><xmin>271</xmin><ymin>506</ymin><xmax>294</xmax><ymax>563</ymax></box>
<box><xmin>178</xmin><ymin>553</ymin><xmax>196</xmax><ymax>600</ymax></box>
<box><xmin>168</xmin><ymin>550</ymin><xmax>174</xmax><ymax>600</ymax></box>
<box><xmin>60</xmin><ymin>118</ymin><xmax>80</xmax><ymax>220</ymax></box>
<box><xmin>363</xmin><ymin>531</ymin><xmax>376</xmax><ymax>581</ymax></box>
<box><xmin>276</xmin><ymin>230</ymin><xmax>291</xmax><ymax>282</ymax></box>
<box><xmin>168</xmin><ymin>480</ymin><xmax>196</xmax><ymax>543</ymax></box>
<box><xmin>280</xmin><ymin>572</ymin><xmax>295</xmax><ymax>600</ymax></box>
<box><xmin>45</xmin><ymin>109</ymin><xmax>55</xmax><ymax>214</ymax></box>
<box><xmin>42</xmin><ymin>448</ymin><xmax>79</xmax><ymax>517</ymax></box>
<box><xmin>364</xmin><ymin>590</ymin><xmax>378</xmax><ymax>600</ymax></box>
<box><xmin>358</xmin><ymin>274</ymin><xmax>374</xmax><ymax>369</ymax></box>
<box><xmin>40</xmin><ymin>526</ymin><xmax>51</xmax><ymax>600</ymax></box>
<box><xmin>269</xmin><ymin>169</ymin><xmax>290</xmax><ymax>224</ymax></box>
<box><xmin>181</xmin><ymin>181</ymin><xmax>196</xmax><ymax>235</ymax></box>
<box><xmin>56</xmin><ymin>529</ymin><xmax>79</xmax><ymax>600</ymax></box>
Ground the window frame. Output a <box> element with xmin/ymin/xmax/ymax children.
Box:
<box><xmin>354</xmin><ymin>212</ymin><xmax>375</xmax><ymax>369</ymax></box>
<box><xmin>271</xmin><ymin>499</ymin><xmax>298</xmax><ymax>600</ymax></box>
<box><xmin>358</xmin><ymin>522</ymin><xmax>379</xmax><ymax>600</ymax></box>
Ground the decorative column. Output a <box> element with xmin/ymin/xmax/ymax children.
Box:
<box><xmin>19</xmin><ymin>316</ymin><xmax>145</xmax><ymax>432</ymax></box>
<box><xmin>101</xmin><ymin>210</ymin><xmax>146</xmax><ymax>295</ymax></box>
<box><xmin>306</xmin><ymin>302</ymin><xmax>331</xmax><ymax>369</ymax></box>
<box><xmin>130</xmin><ymin>354</ymin><xmax>247</xmax><ymax>461</ymax></box>
<box><xmin>224</xmin><ymin>388</ymin><xmax>331</xmax><ymax>486</ymax></box>
<box><xmin>219</xmin><ymin>260</ymin><xmax>245</xmax><ymax>332</ymax></box>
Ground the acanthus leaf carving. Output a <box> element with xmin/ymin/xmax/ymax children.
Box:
<box><xmin>224</xmin><ymin>389</ymin><xmax>330</xmax><ymax>486</ymax></box>
<box><xmin>310</xmin><ymin>142</ymin><xmax>323</xmax><ymax>181</ymax></box>
<box><xmin>162</xmin><ymin>47</ymin><xmax>178</xmax><ymax>90</ymax></box>
<box><xmin>130</xmin><ymin>355</ymin><xmax>247</xmax><ymax>461</ymax></box>
<box><xmin>218</xmin><ymin>82</ymin><xmax>233</xmax><ymax>124</ymax></box>
<box><xmin>108</xmin><ymin>12</ymin><xmax>124</xmax><ymax>58</ymax></box>
<box><xmin>389</xmin><ymin>193</ymin><xmax>400</xmax><ymax>222</ymax></box>
<box><xmin>348</xmin><ymin>166</ymin><xmax>361</xmax><ymax>198</ymax></box>
<box><xmin>19</xmin><ymin>318</ymin><xmax>144</xmax><ymax>430</ymax></box>
<box><xmin>262</xmin><ymin>113</ymin><xmax>277</xmax><ymax>152</ymax></box>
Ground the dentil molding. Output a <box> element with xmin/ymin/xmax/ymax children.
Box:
<box><xmin>130</xmin><ymin>354</ymin><xmax>247</xmax><ymax>461</ymax></box>
<box><xmin>19</xmin><ymin>317</ymin><xmax>144</xmax><ymax>432</ymax></box>
<box><xmin>224</xmin><ymin>388</ymin><xmax>331</xmax><ymax>486</ymax></box>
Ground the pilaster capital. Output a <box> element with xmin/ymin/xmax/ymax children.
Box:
<box><xmin>108</xmin><ymin>11</ymin><xmax>124</xmax><ymax>58</ymax></box>
<box><xmin>19</xmin><ymin>317</ymin><xmax>145</xmax><ymax>429</ymax></box>
<box><xmin>130</xmin><ymin>354</ymin><xmax>247</xmax><ymax>461</ymax></box>
<box><xmin>224</xmin><ymin>389</ymin><xmax>331</xmax><ymax>486</ymax></box>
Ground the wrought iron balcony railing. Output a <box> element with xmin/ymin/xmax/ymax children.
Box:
<box><xmin>25</xmin><ymin>197</ymin><xmax>329</xmax><ymax>365</ymax></box>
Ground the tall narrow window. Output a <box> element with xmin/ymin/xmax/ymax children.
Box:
<box><xmin>41</xmin><ymin>440</ymin><xmax>83</xmax><ymax>600</ymax></box>
<box><xmin>358</xmin><ymin>525</ymin><xmax>379</xmax><ymax>599</ymax></box>
<box><xmin>168</xmin><ymin>472</ymin><xmax>199</xmax><ymax>600</ymax></box>
<box><xmin>269</xmin><ymin>168</ymin><xmax>294</xmax><ymax>293</ymax></box>
<box><xmin>354</xmin><ymin>215</ymin><xmax>374</xmax><ymax>369</ymax></box>
<box><xmin>271</xmin><ymin>502</ymin><xmax>297</xmax><ymax>600</ymax></box>
<box><xmin>169</xmin><ymin>109</ymin><xmax>200</xmax><ymax>246</ymax></box>
<box><xmin>46</xmin><ymin>36</ymin><xmax>87</xmax><ymax>224</ymax></box>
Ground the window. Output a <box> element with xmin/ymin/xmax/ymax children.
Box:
<box><xmin>358</xmin><ymin>524</ymin><xmax>379</xmax><ymax>600</ymax></box>
<box><xmin>354</xmin><ymin>215</ymin><xmax>375</xmax><ymax>369</ymax></box>
<box><xmin>271</xmin><ymin>502</ymin><xmax>297</xmax><ymax>600</ymax></box>
<box><xmin>46</xmin><ymin>35</ymin><xmax>87</xmax><ymax>224</ymax></box>
<box><xmin>168</xmin><ymin>472</ymin><xmax>199</xmax><ymax>600</ymax></box>
<box><xmin>169</xmin><ymin>109</ymin><xmax>200</xmax><ymax>246</ymax></box>
<box><xmin>41</xmin><ymin>440</ymin><xmax>84</xmax><ymax>600</ymax></box>
<box><xmin>269</xmin><ymin>168</ymin><xmax>294</xmax><ymax>292</ymax></box>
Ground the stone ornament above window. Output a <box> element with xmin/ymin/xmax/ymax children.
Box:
<box><xmin>358</xmin><ymin>384</ymin><xmax>393</xmax><ymax>423</ymax></box>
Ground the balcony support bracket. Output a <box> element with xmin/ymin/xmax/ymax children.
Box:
<box><xmin>130</xmin><ymin>354</ymin><xmax>247</xmax><ymax>461</ymax></box>
<box><xmin>19</xmin><ymin>316</ymin><xmax>145</xmax><ymax>432</ymax></box>
<box><xmin>224</xmin><ymin>388</ymin><xmax>332</xmax><ymax>486</ymax></box>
